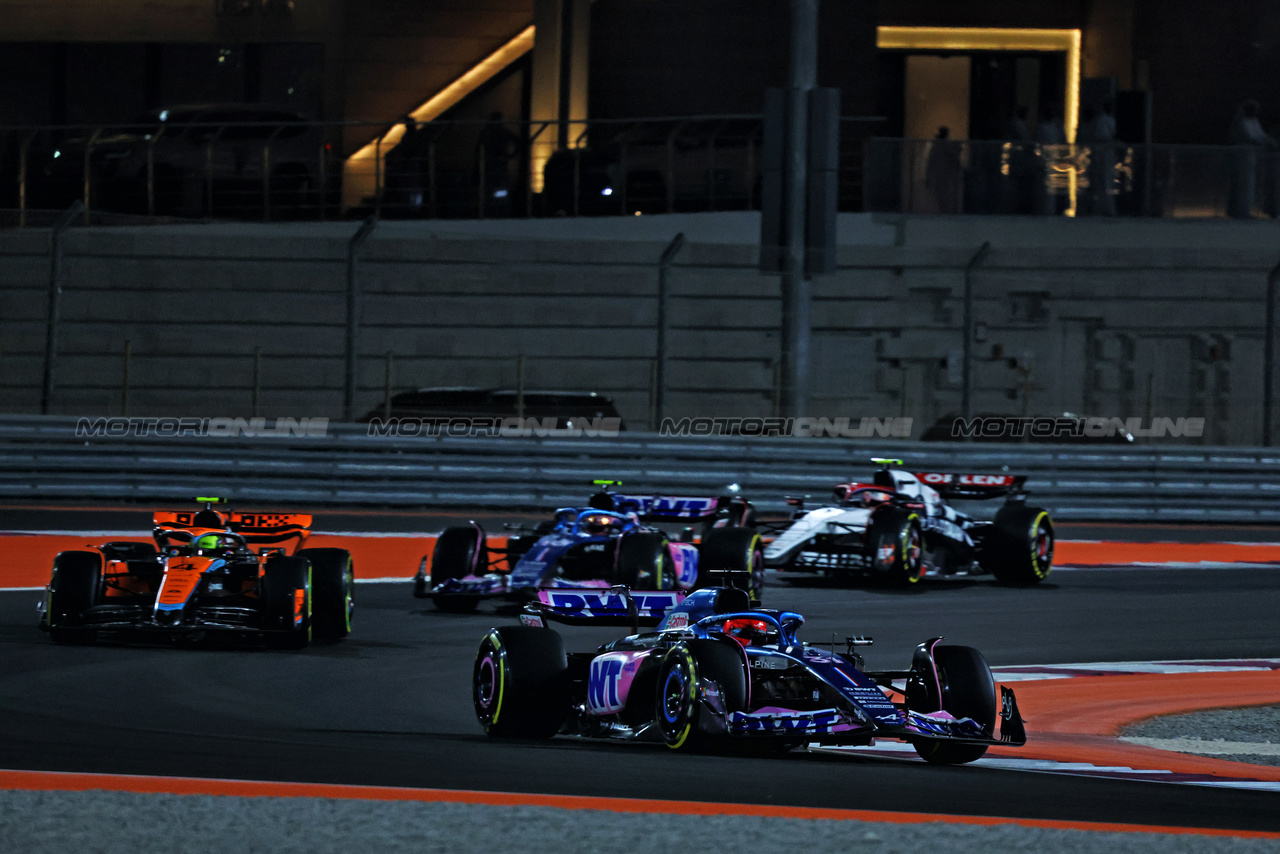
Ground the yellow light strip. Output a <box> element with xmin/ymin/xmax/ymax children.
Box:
<box><xmin>346</xmin><ymin>25</ymin><xmax>536</xmax><ymax>166</ymax></box>
<box><xmin>876</xmin><ymin>26</ymin><xmax>1081</xmax><ymax>144</ymax></box>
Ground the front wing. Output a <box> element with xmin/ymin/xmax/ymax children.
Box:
<box><xmin>717</xmin><ymin>686</ymin><xmax>1026</xmax><ymax>748</ymax></box>
<box><xmin>44</xmin><ymin>601</ymin><xmax>293</xmax><ymax>643</ymax></box>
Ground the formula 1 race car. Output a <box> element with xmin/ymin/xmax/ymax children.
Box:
<box><xmin>472</xmin><ymin>586</ymin><xmax>1026</xmax><ymax>763</ymax></box>
<box><xmin>763</xmin><ymin>459</ymin><xmax>1053</xmax><ymax>585</ymax></box>
<box><xmin>415</xmin><ymin>482</ymin><xmax>764</xmax><ymax>611</ymax></box>
<box><xmin>38</xmin><ymin>499</ymin><xmax>355</xmax><ymax>647</ymax></box>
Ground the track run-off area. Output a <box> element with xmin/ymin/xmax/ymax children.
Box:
<box><xmin>2</xmin><ymin>505</ymin><xmax>1280</xmax><ymax>846</ymax></box>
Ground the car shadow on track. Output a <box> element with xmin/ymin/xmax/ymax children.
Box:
<box><xmin>775</xmin><ymin>575</ymin><xmax>1061</xmax><ymax>594</ymax></box>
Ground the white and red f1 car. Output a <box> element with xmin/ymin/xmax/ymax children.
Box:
<box><xmin>763</xmin><ymin>459</ymin><xmax>1053</xmax><ymax>585</ymax></box>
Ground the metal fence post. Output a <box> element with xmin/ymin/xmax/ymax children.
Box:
<box><xmin>262</xmin><ymin>127</ymin><xmax>283</xmax><ymax>221</ymax></box>
<box><xmin>82</xmin><ymin>128</ymin><xmax>102</xmax><ymax>225</ymax></box>
<box><xmin>122</xmin><ymin>339</ymin><xmax>131</xmax><ymax>416</ymax></box>
<box><xmin>383</xmin><ymin>351</ymin><xmax>394</xmax><ymax>420</ymax></box>
<box><xmin>18</xmin><ymin>132</ymin><xmax>33</xmax><ymax>228</ymax></box>
<box><xmin>962</xmin><ymin>241</ymin><xmax>992</xmax><ymax>432</ymax></box>
<box><xmin>41</xmin><ymin>201</ymin><xmax>83</xmax><ymax>414</ymax></box>
<box><xmin>655</xmin><ymin>232</ymin><xmax>685</xmax><ymax>427</ymax></box>
<box><xmin>429</xmin><ymin>132</ymin><xmax>439</xmax><ymax>219</ymax></box>
<box><xmin>649</xmin><ymin>359</ymin><xmax>658</xmax><ymax>431</ymax></box>
<box><xmin>345</xmin><ymin>216</ymin><xmax>378</xmax><ymax>422</ymax></box>
<box><xmin>1264</xmin><ymin>258</ymin><xmax>1280</xmax><ymax>445</ymax></box>
<box><xmin>374</xmin><ymin>137</ymin><xmax>383</xmax><ymax>220</ymax></box>
<box><xmin>516</xmin><ymin>354</ymin><xmax>526</xmax><ymax>419</ymax></box>
<box><xmin>317</xmin><ymin>140</ymin><xmax>328</xmax><ymax>221</ymax></box>
<box><xmin>252</xmin><ymin>346</ymin><xmax>262</xmax><ymax>417</ymax></box>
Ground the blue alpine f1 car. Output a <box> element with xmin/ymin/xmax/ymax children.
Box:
<box><xmin>472</xmin><ymin>586</ymin><xmax>1026</xmax><ymax>763</ymax></box>
<box><xmin>414</xmin><ymin>482</ymin><xmax>763</xmax><ymax>611</ymax></box>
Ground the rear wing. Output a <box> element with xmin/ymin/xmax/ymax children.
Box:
<box><xmin>520</xmin><ymin>588</ymin><xmax>686</xmax><ymax>632</ymax></box>
<box><xmin>913</xmin><ymin>473</ymin><xmax>1027</xmax><ymax>501</ymax></box>
<box><xmin>611</xmin><ymin>493</ymin><xmax>749</xmax><ymax>522</ymax></box>
<box><xmin>152</xmin><ymin>510</ymin><xmax>312</xmax><ymax>553</ymax></box>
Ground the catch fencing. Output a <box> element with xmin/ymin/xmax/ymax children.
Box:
<box><xmin>1</xmin><ymin>416</ymin><xmax>1278</xmax><ymax>522</ymax></box>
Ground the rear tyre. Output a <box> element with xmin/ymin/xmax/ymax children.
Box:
<box><xmin>431</xmin><ymin>525</ymin><xmax>487</xmax><ymax>613</ymax></box>
<box><xmin>866</xmin><ymin>506</ymin><xmax>925</xmax><ymax>586</ymax></box>
<box><xmin>47</xmin><ymin>551</ymin><xmax>103</xmax><ymax>643</ymax></box>
<box><xmin>656</xmin><ymin>639</ymin><xmax>747</xmax><ymax>751</ymax></box>
<box><xmin>617</xmin><ymin>532</ymin><xmax>673</xmax><ymax>589</ymax></box>
<box><xmin>981</xmin><ymin>505</ymin><xmax>1054</xmax><ymax>584</ymax></box>
<box><xmin>912</xmin><ymin>645</ymin><xmax>997</xmax><ymax>765</ymax></box>
<box><xmin>261</xmin><ymin>556</ymin><xmax>312</xmax><ymax>649</ymax></box>
<box><xmin>298</xmin><ymin>548</ymin><xmax>354</xmax><ymax>640</ymax></box>
<box><xmin>474</xmin><ymin>626</ymin><xmax>570</xmax><ymax>738</ymax></box>
<box><xmin>699</xmin><ymin>528</ymin><xmax>765</xmax><ymax>604</ymax></box>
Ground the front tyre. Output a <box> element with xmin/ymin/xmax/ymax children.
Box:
<box><xmin>297</xmin><ymin>548</ymin><xmax>355</xmax><ymax>640</ymax></box>
<box><xmin>474</xmin><ymin>626</ymin><xmax>570</xmax><ymax>738</ymax></box>
<box><xmin>866</xmin><ymin>506</ymin><xmax>925</xmax><ymax>586</ymax></box>
<box><xmin>261</xmin><ymin>556</ymin><xmax>312</xmax><ymax>649</ymax></box>
<box><xmin>431</xmin><ymin>525</ymin><xmax>488</xmax><ymax>612</ymax></box>
<box><xmin>656</xmin><ymin>639</ymin><xmax>747</xmax><ymax>751</ymax></box>
<box><xmin>912</xmin><ymin>645</ymin><xmax>997</xmax><ymax>765</ymax></box>
<box><xmin>47</xmin><ymin>551</ymin><xmax>103</xmax><ymax>643</ymax></box>
<box><xmin>981</xmin><ymin>505</ymin><xmax>1054</xmax><ymax>584</ymax></box>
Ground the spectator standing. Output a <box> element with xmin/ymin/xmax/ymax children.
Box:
<box><xmin>475</xmin><ymin>112</ymin><xmax>520</xmax><ymax>217</ymax></box>
<box><xmin>1229</xmin><ymin>99</ymin><xmax>1279</xmax><ymax>218</ymax></box>
<box><xmin>1034</xmin><ymin>104</ymin><xmax>1067</xmax><ymax>215</ymax></box>
<box><xmin>1079</xmin><ymin>100</ymin><xmax>1118</xmax><ymax>216</ymax></box>
<box><xmin>925</xmin><ymin>126</ymin><xmax>963</xmax><ymax>214</ymax></box>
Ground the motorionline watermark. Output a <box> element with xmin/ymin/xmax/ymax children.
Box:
<box><xmin>76</xmin><ymin>417</ymin><xmax>330</xmax><ymax>438</ymax></box>
<box><xmin>951</xmin><ymin>416</ymin><xmax>1205</xmax><ymax>440</ymax></box>
<box><xmin>368</xmin><ymin>416</ymin><xmax>624</xmax><ymax>438</ymax></box>
<box><xmin>659</xmin><ymin>417</ymin><xmax>913</xmax><ymax>438</ymax></box>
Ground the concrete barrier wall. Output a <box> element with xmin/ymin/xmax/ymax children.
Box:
<box><xmin>2</xmin><ymin>212</ymin><xmax>1279</xmax><ymax>445</ymax></box>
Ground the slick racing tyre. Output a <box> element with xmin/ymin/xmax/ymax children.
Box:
<box><xmin>431</xmin><ymin>525</ymin><xmax>488</xmax><ymax>613</ymax></box>
<box><xmin>617</xmin><ymin>532</ymin><xmax>674</xmax><ymax>590</ymax></box>
<box><xmin>980</xmin><ymin>505</ymin><xmax>1054</xmax><ymax>585</ymax></box>
<box><xmin>698</xmin><ymin>528</ymin><xmax>765</xmax><ymax>604</ymax></box>
<box><xmin>46</xmin><ymin>551</ymin><xmax>103</xmax><ymax>643</ymax></box>
<box><xmin>866</xmin><ymin>506</ymin><xmax>925</xmax><ymax>586</ymax></box>
<box><xmin>656</xmin><ymin>639</ymin><xmax>747</xmax><ymax>751</ymax></box>
<box><xmin>474</xmin><ymin>626</ymin><xmax>570</xmax><ymax>738</ymax></box>
<box><xmin>261</xmin><ymin>556</ymin><xmax>312</xmax><ymax>649</ymax></box>
<box><xmin>297</xmin><ymin>548</ymin><xmax>354</xmax><ymax>640</ymax></box>
<box><xmin>911</xmin><ymin>645</ymin><xmax>997</xmax><ymax>765</ymax></box>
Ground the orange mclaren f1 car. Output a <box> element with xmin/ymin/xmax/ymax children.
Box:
<box><xmin>38</xmin><ymin>499</ymin><xmax>354</xmax><ymax>648</ymax></box>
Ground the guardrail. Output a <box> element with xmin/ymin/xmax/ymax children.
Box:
<box><xmin>1</xmin><ymin>416</ymin><xmax>1279</xmax><ymax>522</ymax></box>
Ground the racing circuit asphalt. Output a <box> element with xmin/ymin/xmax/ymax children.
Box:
<box><xmin>1</xmin><ymin>507</ymin><xmax>1279</xmax><ymax>834</ymax></box>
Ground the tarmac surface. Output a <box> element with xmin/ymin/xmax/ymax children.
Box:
<box><xmin>2</xmin><ymin>507</ymin><xmax>1279</xmax><ymax>850</ymax></box>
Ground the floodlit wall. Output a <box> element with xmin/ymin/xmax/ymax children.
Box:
<box><xmin>0</xmin><ymin>212</ymin><xmax>1276</xmax><ymax>445</ymax></box>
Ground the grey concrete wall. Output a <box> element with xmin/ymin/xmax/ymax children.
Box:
<box><xmin>1</xmin><ymin>212</ymin><xmax>1277</xmax><ymax>444</ymax></box>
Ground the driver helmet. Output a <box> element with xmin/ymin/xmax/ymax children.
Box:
<box><xmin>587</xmin><ymin>491</ymin><xmax>616</xmax><ymax>511</ymax></box>
<box><xmin>721</xmin><ymin>617</ymin><xmax>771</xmax><ymax>647</ymax></box>
<box><xmin>194</xmin><ymin>534</ymin><xmax>220</xmax><ymax>553</ymax></box>
<box><xmin>581</xmin><ymin>513</ymin><xmax>619</xmax><ymax>535</ymax></box>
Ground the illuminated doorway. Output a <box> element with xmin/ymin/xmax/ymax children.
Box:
<box><xmin>904</xmin><ymin>55</ymin><xmax>970</xmax><ymax>143</ymax></box>
<box><xmin>876</xmin><ymin>26</ymin><xmax>1082</xmax><ymax>214</ymax></box>
<box><xmin>878</xmin><ymin>27</ymin><xmax>1081</xmax><ymax>143</ymax></box>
